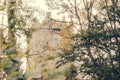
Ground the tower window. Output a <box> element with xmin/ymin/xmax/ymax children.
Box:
<box><xmin>52</xmin><ymin>28</ymin><xmax>61</xmax><ymax>31</ymax></box>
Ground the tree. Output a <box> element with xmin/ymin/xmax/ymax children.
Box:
<box><xmin>77</xmin><ymin>0</ymin><xmax>120</xmax><ymax>79</ymax></box>
<box><xmin>46</xmin><ymin>0</ymin><xmax>120</xmax><ymax>79</ymax></box>
<box><xmin>0</xmin><ymin>0</ymin><xmax>34</xmax><ymax>79</ymax></box>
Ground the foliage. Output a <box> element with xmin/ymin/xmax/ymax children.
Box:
<box><xmin>0</xmin><ymin>0</ymin><xmax>34</xmax><ymax>79</ymax></box>
<box><xmin>47</xmin><ymin>0</ymin><xmax>120</xmax><ymax>79</ymax></box>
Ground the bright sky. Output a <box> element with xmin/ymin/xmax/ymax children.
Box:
<box><xmin>26</xmin><ymin>0</ymin><xmax>48</xmax><ymax>11</ymax></box>
<box><xmin>25</xmin><ymin>0</ymin><xmax>70</xmax><ymax>22</ymax></box>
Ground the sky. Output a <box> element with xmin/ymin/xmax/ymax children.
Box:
<box><xmin>26</xmin><ymin>0</ymin><xmax>48</xmax><ymax>11</ymax></box>
<box><xmin>24</xmin><ymin>0</ymin><xmax>71</xmax><ymax>22</ymax></box>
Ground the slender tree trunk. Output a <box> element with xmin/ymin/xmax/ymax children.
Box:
<box><xmin>0</xmin><ymin>29</ymin><xmax>3</xmax><ymax>80</ymax></box>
